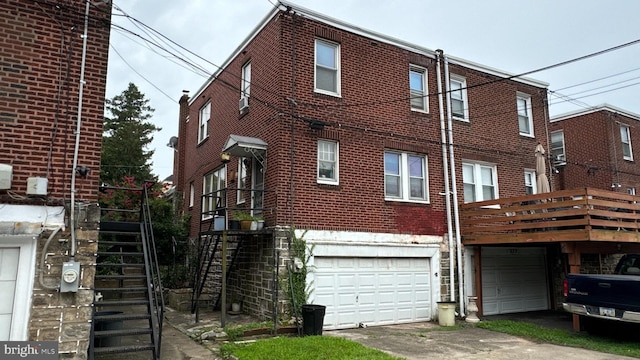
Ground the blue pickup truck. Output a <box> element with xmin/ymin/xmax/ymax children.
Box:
<box><xmin>563</xmin><ymin>254</ymin><xmax>640</xmax><ymax>331</ymax></box>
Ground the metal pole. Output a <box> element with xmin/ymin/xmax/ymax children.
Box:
<box><xmin>221</xmin><ymin>230</ymin><xmax>227</xmax><ymax>328</ymax></box>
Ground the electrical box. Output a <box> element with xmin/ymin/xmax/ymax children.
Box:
<box><xmin>26</xmin><ymin>177</ymin><xmax>48</xmax><ymax>196</ymax></box>
<box><xmin>60</xmin><ymin>261</ymin><xmax>81</xmax><ymax>293</ymax></box>
<box><xmin>0</xmin><ymin>164</ymin><xmax>12</xmax><ymax>190</ymax></box>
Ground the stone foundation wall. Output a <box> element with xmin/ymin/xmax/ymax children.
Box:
<box><xmin>29</xmin><ymin>203</ymin><xmax>99</xmax><ymax>360</ymax></box>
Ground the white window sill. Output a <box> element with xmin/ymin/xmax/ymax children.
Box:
<box><xmin>317</xmin><ymin>179</ymin><xmax>339</xmax><ymax>186</ymax></box>
<box><xmin>385</xmin><ymin>197</ymin><xmax>430</xmax><ymax>204</ymax></box>
<box><xmin>314</xmin><ymin>89</ymin><xmax>341</xmax><ymax>98</ymax></box>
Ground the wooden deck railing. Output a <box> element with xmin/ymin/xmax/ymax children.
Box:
<box><xmin>460</xmin><ymin>188</ymin><xmax>640</xmax><ymax>245</ymax></box>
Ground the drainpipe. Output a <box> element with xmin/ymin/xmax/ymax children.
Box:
<box><xmin>443</xmin><ymin>53</ymin><xmax>465</xmax><ymax>316</ymax></box>
<box><xmin>436</xmin><ymin>50</ymin><xmax>455</xmax><ymax>303</ymax></box>
<box><xmin>69</xmin><ymin>0</ymin><xmax>90</xmax><ymax>259</ymax></box>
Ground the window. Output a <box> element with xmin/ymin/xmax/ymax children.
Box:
<box><xmin>551</xmin><ymin>130</ymin><xmax>566</xmax><ymax>164</ymax></box>
<box><xmin>384</xmin><ymin>151</ymin><xmax>429</xmax><ymax>202</ymax></box>
<box><xmin>202</xmin><ymin>168</ymin><xmax>225</xmax><ymax>219</ymax></box>
<box><xmin>450</xmin><ymin>75</ymin><xmax>468</xmax><ymax>120</ymax></box>
<box><xmin>237</xmin><ymin>158</ymin><xmax>248</xmax><ymax>204</ymax></box>
<box><xmin>621</xmin><ymin>124</ymin><xmax>633</xmax><ymax>161</ymax></box>
<box><xmin>241</xmin><ymin>61</ymin><xmax>251</xmax><ymax>98</ymax></box>
<box><xmin>198</xmin><ymin>101</ymin><xmax>211</xmax><ymax>143</ymax></box>
<box><xmin>318</xmin><ymin>140</ymin><xmax>338</xmax><ymax>184</ymax></box>
<box><xmin>524</xmin><ymin>170</ymin><xmax>536</xmax><ymax>195</ymax></box>
<box><xmin>517</xmin><ymin>94</ymin><xmax>533</xmax><ymax>137</ymax></box>
<box><xmin>189</xmin><ymin>182</ymin><xmax>194</xmax><ymax>208</ymax></box>
<box><xmin>409</xmin><ymin>66</ymin><xmax>427</xmax><ymax>111</ymax></box>
<box><xmin>627</xmin><ymin>187</ymin><xmax>636</xmax><ymax>196</ymax></box>
<box><xmin>315</xmin><ymin>39</ymin><xmax>340</xmax><ymax>95</ymax></box>
<box><xmin>462</xmin><ymin>162</ymin><xmax>497</xmax><ymax>203</ymax></box>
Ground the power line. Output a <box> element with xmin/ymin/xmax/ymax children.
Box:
<box><xmin>110</xmin><ymin>44</ymin><xmax>178</xmax><ymax>104</ymax></box>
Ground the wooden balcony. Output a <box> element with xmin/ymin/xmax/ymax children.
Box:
<box><xmin>460</xmin><ymin>188</ymin><xmax>640</xmax><ymax>246</ymax></box>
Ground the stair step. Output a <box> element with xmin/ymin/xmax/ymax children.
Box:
<box><xmin>96</xmin><ymin>263</ymin><xmax>144</xmax><ymax>268</ymax></box>
<box><xmin>94</xmin><ymin>313</ymin><xmax>151</xmax><ymax>322</ymax></box>
<box><xmin>100</xmin><ymin>221</ymin><xmax>141</xmax><ymax>233</ymax></box>
<box><xmin>94</xmin><ymin>327</ymin><xmax>153</xmax><ymax>338</ymax></box>
<box><xmin>95</xmin><ymin>287</ymin><xmax>148</xmax><ymax>293</ymax></box>
<box><xmin>95</xmin><ymin>299</ymin><xmax>150</xmax><ymax>307</ymax></box>
<box><xmin>95</xmin><ymin>274</ymin><xmax>147</xmax><ymax>280</ymax></box>
<box><xmin>98</xmin><ymin>241</ymin><xmax>142</xmax><ymax>247</ymax></box>
<box><xmin>93</xmin><ymin>344</ymin><xmax>154</xmax><ymax>354</ymax></box>
<box><xmin>97</xmin><ymin>251</ymin><xmax>144</xmax><ymax>257</ymax></box>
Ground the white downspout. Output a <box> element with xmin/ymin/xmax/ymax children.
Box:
<box><xmin>443</xmin><ymin>53</ymin><xmax>465</xmax><ymax>316</ymax></box>
<box><xmin>69</xmin><ymin>0</ymin><xmax>90</xmax><ymax>259</ymax></box>
<box><xmin>436</xmin><ymin>50</ymin><xmax>455</xmax><ymax>303</ymax></box>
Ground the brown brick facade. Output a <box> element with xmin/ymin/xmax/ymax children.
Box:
<box><xmin>0</xmin><ymin>1</ymin><xmax>111</xmax><ymax>358</ymax></box>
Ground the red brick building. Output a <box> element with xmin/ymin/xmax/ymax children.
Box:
<box><xmin>0</xmin><ymin>0</ymin><xmax>110</xmax><ymax>357</ymax></box>
<box><xmin>550</xmin><ymin>104</ymin><xmax>640</xmax><ymax>193</ymax></box>
<box><xmin>175</xmin><ymin>1</ymin><xmax>549</xmax><ymax>328</ymax></box>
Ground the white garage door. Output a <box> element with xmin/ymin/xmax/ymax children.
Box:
<box><xmin>481</xmin><ymin>247</ymin><xmax>549</xmax><ymax>315</ymax></box>
<box><xmin>0</xmin><ymin>247</ymin><xmax>20</xmax><ymax>341</ymax></box>
<box><xmin>313</xmin><ymin>257</ymin><xmax>431</xmax><ymax>330</ymax></box>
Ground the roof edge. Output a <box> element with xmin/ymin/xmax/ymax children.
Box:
<box><xmin>551</xmin><ymin>103</ymin><xmax>640</xmax><ymax>122</ymax></box>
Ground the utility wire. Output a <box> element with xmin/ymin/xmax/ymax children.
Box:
<box><xmin>110</xmin><ymin>44</ymin><xmax>178</xmax><ymax>104</ymax></box>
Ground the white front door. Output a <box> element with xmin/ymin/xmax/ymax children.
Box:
<box><xmin>313</xmin><ymin>257</ymin><xmax>432</xmax><ymax>329</ymax></box>
<box><xmin>0</xmin><ymin>247</ymin><xmax>20</xmax><ymax>340</ymax></box>
<box><xmin>481</xmin><ymin>247</ymin><xmax>549</xmax><ymax>315</ymax></box>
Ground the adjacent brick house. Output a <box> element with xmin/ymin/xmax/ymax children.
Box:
<box><xmin>175</xmin><ymin>1</ymin><xmax>550</xmax><ymax>329</ymax></box>
<box><xmin>550</xmin><ymin>104</ymin><xmax>640</xmax><ymax>193</ymax></box>
<box><xmin>0</xmin><ymin>0</ymin><xmax>111</xmax><ymax>358</ymax></box>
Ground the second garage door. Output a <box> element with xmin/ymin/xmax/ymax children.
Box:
<box><xmin>313</xmin><ymin>257</ymin><xmax>431</xmax><ymax>330</ymax></box>
<box><xmin>481</xmin><ymin>247</ymin><xmax>549</xmax><ymax>315</ymax></box>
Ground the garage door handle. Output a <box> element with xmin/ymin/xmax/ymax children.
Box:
<box><xmin>356</xmin><ymin>295</ymin><xmax>359</xmax><ymax>303</ymax></box>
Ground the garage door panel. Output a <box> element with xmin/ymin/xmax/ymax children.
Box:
<box><xmin>315</xmin><ymin>256</ymin><xmax>432</xmax><ymax>329</ymax></box>
<box><xmin>481</xmin><ymin>247</ymin><xmax>548</xmax><ymax>316</ymax></box>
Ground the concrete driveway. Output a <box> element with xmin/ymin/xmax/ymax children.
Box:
<box><xmin>327</xmin><ymin>321</ymin><xmax>636</xmax><ymax>360</ymax></box>
<box><xmin>159</xmin><ymin>309</ymin><xmax>637</xmax><ymax>360</ymax></box>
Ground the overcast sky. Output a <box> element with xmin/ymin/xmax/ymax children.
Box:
<box><xmin>105</xmin><ymin>0</ymin><xmax>640</xmax><ymax>181</ymax></box>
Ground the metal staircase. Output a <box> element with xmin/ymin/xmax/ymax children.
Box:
<box><xmin>89</xmin><ymin>184</ymin><xmax>164</xmax><ymax>360</ymax></box>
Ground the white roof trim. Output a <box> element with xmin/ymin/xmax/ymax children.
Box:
<box><xmin>551</xmin><ymin>103</ymin><xmax>640</xmax><ymax>122</ymax></box>
<box><xmin>190</xmin><ymin>0</ymin><xmax>548</xmax><ymax>102</ymax></box>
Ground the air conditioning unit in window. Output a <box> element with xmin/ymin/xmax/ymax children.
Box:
<box><xmin>239</xmin><ymin>97</ymin><xmax>249</xmax><ymax>112</ymax></box>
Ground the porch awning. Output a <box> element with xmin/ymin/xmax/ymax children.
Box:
<box><xmin>222</xmin><ymin>134</ymin><xmax>267</xmax><ymax>166</ymax></box>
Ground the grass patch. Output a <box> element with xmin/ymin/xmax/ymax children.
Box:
<box><xmin>477</xmin><ymin>320</ymin><xmax>640</xmax><ymax>358</ymax></box>
<box><xmin>221</xmin><ymin>336</ymin><xmax>403</xmax><ymax>360</ymax></box>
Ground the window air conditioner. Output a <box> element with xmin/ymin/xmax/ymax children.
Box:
<box><xmin>239</xmin><ymin>97</ymin><xmax>249</xmax><ymax>112</ymax></box>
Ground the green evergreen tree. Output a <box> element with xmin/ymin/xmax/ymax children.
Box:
<box><xmin>101</xmin><ymin>82</ymin><xmax>160</xmax><ymax>185</ymax></box>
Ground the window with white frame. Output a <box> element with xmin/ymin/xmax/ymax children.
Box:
<box><xmin>524</xmin><ymin>170</ymin><xmax>536</xmax><ymax>195</ymax></box>
<box><xmin>198</xmin><ymin>101</ymin><xmax>211</xmax><ymax>143</ymax></box>
<box><xmin>237</xmin><ymin>158</ymin><xmax>248</xmax><ymax>204</ymax></box>
<box><xmin>384</xmin><ymin>151</ymin><xmax>429</xmax><ymax>202</ymax></box>
<box><xmin>627</xmin><ymin>187</ymin><xmax>636</xmax><ymax>196</ymax></box>
<box><xmin>241</xmin><ymin>61</ymin><xmax>251</xmax><ymax>98</ymax></box>
<box><xmin>450</xmin><ymin>75</ymin><xmax>468</xmax><ymax>120</ymax></box>
<box><xmin>315</xmin><ymin>39</ymin><xmax>340</xmax><ymax>95</ymax></box>
<box><xmin>409</xmin><ymin>66</ymin><xmax>427</xmax><ymax>111</ymax></box>
<box><xmin>462</xmin><ymin>162</ymin><xmax>497</xmax><ymax>203</ymax></box>
<box><xmin>189</xmin><ymin>182</ymin><xmax>194</xmax><ymax>208</ymax></box>
<box><xmin>317</xmin><ymin>140</ymin><xmax>339</xmax><ymax>184</ymax></box>
<box><xmin>517</xmin><ymin>94</ymin><xmax>534</xmax><ymax>137</ymax></box>
<box><xmin>621</xmin><ymin>124</ymin><xmax>633</xmax><ymax>161</ymax></box>
<box><xmin>202</xmin><ymin>168</ymin><xmax>225</xmax><ymax>219</ymax></box>
<box><xmin>551</xmin><ymin>130</ymin><xmax>566</xmax><ymax>164</ymax></box>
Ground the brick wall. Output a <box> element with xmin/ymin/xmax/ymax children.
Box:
<box><xmin>0</xmin><ymin>0</ymin><xmax>110</xmax><ymax>203</ymax></box>
<box><xmin>0</xmin><ymin>1</ymin><xmax>110</xmax><ymax>358</ymax></box>
<box><xmin>179</xmin><ymin>9</ymin><xmax>549</xmax><ymax>239</ymax></box>
<box><xmin>550</xmin><ymin>109</ymin><xmax>640</xmax><ymax>192</ymax></box>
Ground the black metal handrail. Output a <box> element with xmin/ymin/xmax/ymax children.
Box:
<box><xmin>140</xmin><ymin>182</ymin><xmax>165</xmax><ymax>358</ymax></box>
